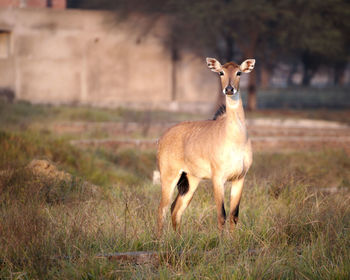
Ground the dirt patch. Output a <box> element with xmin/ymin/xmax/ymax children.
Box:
<box><xmin>28</xmin><ymin>159</ymin><xmax>72</xmax><ymax>181</ymax></box>
<box><xmin>26</xmin><ymin>159</ymin><xmax>98</xmax><ymax>193</ymax></box>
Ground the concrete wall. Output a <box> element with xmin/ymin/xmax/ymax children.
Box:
<box><xmin>0</xmin><ymin>0</ymin><xmax>66</xmax><ymax>9</ymax></box>
<box><xmin>0</xmin><ymin>8</ymin><xmax>219</xmax><ymax>112</ymax></box>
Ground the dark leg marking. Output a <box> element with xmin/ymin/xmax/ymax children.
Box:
<box><xmin>231</xmin><ymin>201</ymin><xmax>240</xmax><ymax>224</ymax></box>
<box><xmin>221</xmin><ymin>202</ymin><xmax>226</xmax><ymax>220</ymax></box>
<box><xmin>170</xmin><ymin>172</ymin><xmax>189</xmax><ymax>214</ymax></box>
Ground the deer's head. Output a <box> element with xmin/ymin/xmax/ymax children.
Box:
<box><xmin>206</xmin><ymin>58</ymin><xmax>255</xmax><ymax>97</ymax></box>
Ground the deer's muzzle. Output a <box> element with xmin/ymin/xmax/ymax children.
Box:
<box><xmin>223</xmin><ymin>85</ymin><xmax>238</xmax><ymax>95</ymax></box>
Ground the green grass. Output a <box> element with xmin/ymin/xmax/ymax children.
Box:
<box><xmin>0</xmin><ymin>130</ymin><xmax>156</xmax><ymax>187</ymax></box>
<box><xmin>0</xmin><ymin>101</ymin><xmax>206</xmax><ymax>140</ymax></box>
<box><xmin>0</xmin><ymin>101</ymin><xmax>202</xmax><ymax>129</ymax></box>
<box><xmin>0</xmin><ymin>102</ymin><xmax>349</xmax><ymax>279</ymax></box>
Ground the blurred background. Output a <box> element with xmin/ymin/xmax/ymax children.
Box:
<box><xmin>0</xmin><ymin>0</ymin><xmax>349</xmax><ymax>111</ymax></box>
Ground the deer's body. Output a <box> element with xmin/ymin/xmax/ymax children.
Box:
<box><xmin>158</xmin><ymin>107</ymin><xmax>251</xmax><ymax>181</ymax></box>
<box><xmin>157</xmin><ymin>58</ymin><xmax>255</xmax><ymax>235</ymax></box>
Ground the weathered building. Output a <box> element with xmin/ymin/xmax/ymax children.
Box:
<box><xmin>0</xmin><ymin>0</ymin><xmax>66</xmax><ymax>9</ymax></box>
<box><xmin>0</xmin><ymin>7</ymin><xmax>220</xmax><ymax>112</ymax></box>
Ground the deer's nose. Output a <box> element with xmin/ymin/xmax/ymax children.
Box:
<box><xmin>224</xmin><ymin>84</ymin><xmax>234</xmax><ymax>94</ymax></box>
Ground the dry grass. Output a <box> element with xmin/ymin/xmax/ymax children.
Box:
<box><xmin>0</xmin><ymin>102</ymin><xmax>349</xmax><ymax>279</ymax></box>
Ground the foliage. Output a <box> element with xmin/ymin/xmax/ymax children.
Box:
<box><xmin>276</xmin><ymin>0</ymin><xmax>350</xmax><ymax>85</ymax></box>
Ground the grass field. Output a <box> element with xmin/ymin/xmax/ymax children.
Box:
<box><xmin>0</xmin><ymin>102</ymin><xmax>349</xmax><ymax>279</ymax></box>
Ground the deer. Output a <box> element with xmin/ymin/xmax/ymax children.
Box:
<box><xmin>157</xmin><ymin>57</ymin><xmax>255</xmax><ymax>236</ymax></box>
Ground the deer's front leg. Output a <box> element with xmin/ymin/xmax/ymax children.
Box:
<box><xmin>212</xmin><ymin>177</ymin><xmax>226</xmax><ymax>231</ymax></box>
<box><xmin>229</xmin><ymin>177</ymin><xmax>245</xmax><ymax>231</ymax></box>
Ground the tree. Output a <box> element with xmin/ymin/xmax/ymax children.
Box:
<box><xmin>277</xmin><ymin>0</ymin><xmax>349</xmax><ymax>86</ymax></box>
<box><xmin>221</xmin><ymin>1</ymin><xmax>279</xmax><ymax>110</ymax></box>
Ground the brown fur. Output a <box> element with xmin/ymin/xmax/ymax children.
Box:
<box><xmin>223</xmin><ymin>62</ymin><xmax>239</xmax><ymax>68</ymax></box>
<box><xmin>157</xmin><ymin>58</ymin><xmax>255</xmax><ymax>236</ymax></box>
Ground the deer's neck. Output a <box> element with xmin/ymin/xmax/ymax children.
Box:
<box><xmin>224</xmin><ymin>94</ymin><xmax>247</xmax><ymax>143</ymax></box>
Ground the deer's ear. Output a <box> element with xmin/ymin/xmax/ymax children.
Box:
<box><xmin>206</xmin><ymin>57</ymin><xmax>223</xmax><ymax>73</ymax></box>
<box><xmin>240</xmin><ymin>59</ymin><xmax>255</xmax><ymax>73</ymax></box>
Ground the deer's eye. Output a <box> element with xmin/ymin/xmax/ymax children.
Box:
<box><xmin>219</xmin><ymin>71</ymin><xmax>224</xmax><ymax>76</ymax></box>
<box><xmin>237</xmin><ymin>71</ymin><xmax>242</xmax><ymax>76</ymax></box>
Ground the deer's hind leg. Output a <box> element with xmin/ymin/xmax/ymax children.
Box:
<box><xmin>171</xmin><ymin>174</ymin><xmax>200</xmax><ymax>232</ymax></box>
<box><xmin>157</xmin><ymin>170</ymin><xmax>182</xmax><ymax>237</ymax></box>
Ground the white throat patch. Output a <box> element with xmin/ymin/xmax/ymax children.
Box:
<box><xmin>226</xmin><ymin>92</ymin><xmax>240</xmax><ymax>109</ymax></box>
